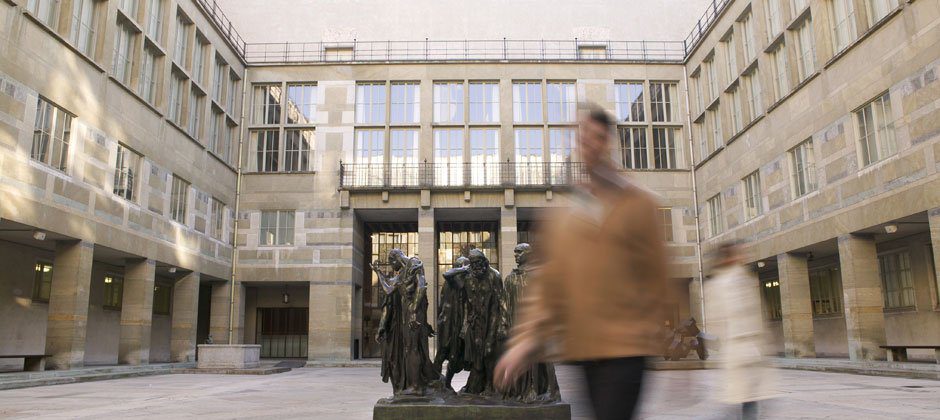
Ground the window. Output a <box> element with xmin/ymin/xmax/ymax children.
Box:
<box><xmin>32</xmin><ymin>262</ymin><xmax>54</xmax><ymax>302</ymax></box>
<box><xmin>740</xmin><ymin>12</ymin><xmax>757</xmax><ymax>63</ymax></box>
<box><xmin>173</xmin><ymin>14</ymin><xmax>190</xmax><ymax>66</ymax></box>
<box><xmin>390</xmin><ymin>82</ymin><xmax>419</xmax><ymax>124</ymax></box>
<box><xmin>692</xmin><ymin>75</ymin><xmax>705</xmax><ymax>115</ymax></box>
<box><xmin>119</xmin><ymin>0</ymin><xmax>138</xmax><ymax>18</ymax></box>
<box><xmin>169</xmin><ymin>175</ymin><xmax>189</xmax><ymax>224</ymax></box>
<box><xmin>251</xmin><ymin>129</ymin><xmax>279</xmax><ymax>172</ymax></box>
<box><xmin>742</xmin><ymin>170</ymin><xmax>763</xmax><ymax>220</ymax></box>
<box><xmin>513</xmin><ymin>82</ymin><xmax>542</xmax><ymax>123</ymax></box>
<box><xmin>765</xmin><ymin>0</ymin><xmax>783</xmax><ymax>39</ymax></box>
<box><xmin>696</xmin><ymin>121</ymin><xmax>709</xmax><ymax>159</ymax></box>
<box><xmin>652</xmin><ymin>128</ymin><xmax>678</xmax><ymax>169</ymax></box>
<box><xmin>469</xmin><ymin>82</ymin><xmax>499</xmax><ymax>123</ymax></box>
<box><xmin>69</xmin><ymin>0</ymin><xmax>98</xmax><ymax>56</ymax></box>
<box><xmin>27</xmin><ymin>0</ymin><xmax>61</xmax><ymax>27</ymax></box>
<box><xmin>514</xmin><ymin>128</ymin><xmax>543</xmax><ymax>184</ymax></box>
<box><xmin>354</xmin><ymin>129</ymin><xmax>385</xmax><ymax>185</ymax></box>
<box><xmin>389</xmin><ymin>129</ymin><xmax>419</xmax><ymax>185</ymax></box>
<box><xmin>433</xmin><ymin>82</ymin><xmax>464</xmax><ymax>124</ymax></box>
<box><xmin>809</xmin><ymin>267</ymin><xmax>843</xmax><ymax>315</ymax></box>
<box><xmin>762</xmin><ymin>279</ymin><xmax>783</xmax><ymax>320</ymax></box>
<box><xmin>723</xmin><ymin>33</ymin><xmax>737</xmax><ymax>82</ymax></box>
<box><xmin>658</xmin><ymin>208</ymin><xmax>674</xmax><ymax>242</ymax></box>
<box><xmin>286</xmin><ymin>83</ymin><xmax>317</xmax><ymax>125</ymax></box>
<box><xmin>153</xmin><ymin>284</ymin><xmax>171</xmax><ymax>315</ymax></box>
<box><xmin>548</xmin><ymin>128</ymin><xmax>577</xmax><ymax>183</ymax></box>
<box><xmin>855</xmin><ymin>92</ymin><xmax>896</xmax><ymax>166</ymax></box>
<box><xmin>707</xmin><ymin>194</ymin><xmax>723</xmax><ymax>237</ymax></box>
<box><xmin>829</xmin><ymin>0</ymin><xmax>857</xmax><ymax>52</ymax></box>
<box><xmin>145</xmin><ymin>0</ymin><xmax>163</xmax><ymax>42</ymax></box>
<box><xmin>879</xmin><ymin>251</ymin><xmax>915</xmax><ymax>308</ymax></box>
<box><xmin>139</xmin><ymin>46</ymin><xmax>159</xmax><ymax>104</ymax></box>
<box><xmin>707</xmin><ymin>107</ymin><xmax>723</xmax><ymax>149</ymax></box>
<box><xmin>192</xmin><ymin>33</ymin><xmax>207</xmax><ymax>85</ymax></box>
<box><xmin>112</xmin><ymin>21</ymin><xmax>135</xmax><ymax>85</ymax></box>
<box><xmin>284</xmin><ymin>129</ymin><xmax>314</xmax><ymax>172</ymax></box>
<box><xmin>187</xmin><ymin>89</ymin><xmax>203</xmax><ymax>138</ymax></box>
<box><xmin>789</xmin><ymin>139</ymin><xmax>817</xmax><ymax>197</ymax></box>
<box><xmin>546</xmin><ymin>82</ymin><xmax>576</xmax><ymax>123</ymax></box>
<box><xmin>227</xmin><ymin>72</ymin><xmax>239</xmax><ymax>113</ymax></box>
<box><xmin>650</xmin><ymin>82</ymin><xmax>677</xmax><ymax>123</ymax></box>
<box><xmin>355</xmin><ymin>83</ymin><xmax>386</xmax><ymax>124</ymax></box>
<box><xmin>251</xmin><ymin>84</ymin><xmax>282</xmax><ymax>125</ymax></box>
<box><xmin>31</xmin><ymin>98</ymin><xmax>73</xmax><ymax>171</ymax></box>
<box><xmin>113</xmin><ymin>143</ymin><xmax>141</xmax><ymax>201</ymax></box>
<box><xmin>619</xmin><ymin>127</ymin><xmax>648</xmax><ymax>169</ymax></box>
<box><xmin>210</xmin><ymin>198</ymin><xmax>224</xmax><ymax>241</ymax></box>
<box><xmin>260</xmin><ymin>210</ymin><xmax>295</xmax><ymax>246</ymax></box>
<box><xmin>795</xmin><ymin>17</ymin><xmax>816</xmax><ymax>82</ymax></box>
<box><xmin>103</xmin><ymin>275</ymin><xmax>123</xmax><ymax>309</ymax></box>
<box><xmin>212</xmin><ymin>57</ymin><xmax>226</xmax><ymax>103</ymax></box>
<box><xmin>615</xmin><ymin>82</ymin><xmax>645</xmax><ymax>122</ymax></box>
<box><xmin>433</xmin><ymin>129</ymin><xmax>464</xmax><ymax>186</ymax></box>
<box><xmin>705</xmin><ymin>58</ymin><xmax>719</xmax><ymax>101</ymax></box>
<box><xmin>469</xmin><ymin>129</ymin><xmax>499</xmax><ymax>185</ymax></box>
<box><xmin>730</xmin><ymin>87</ymin><xmax>744</xmax><ymax>133</ymax></box>
<box><xmin>744</xmin><ymin>68</ymin><xmax>763</xmax><ymax>119</ymax></box>
<box><xmin>867</xmin><ymin>0</ymin><xmax>898</xmax><ymax>26</ymax></box>
<box><xmin>771</xmin><ymin>43</ymin><xmax>790</xmax><ymax>101</ymax></box>
<box><xmin>223</xmin><ymin>123</ymin><xmax>235</xmax><ymax>164</ymax></box>
<box><xmin>168</xmin><ymin>73</ymin><xmax>185</xmax><ymax>125</ymax></box>
<box><xmin>207</xmin><ymin>110</ymin><xmax>222</xmax><ymax>155</ymax></box>
<box><xmin>791</xmin><ymin>0</ymin><xmax>808</xmax><ymax>14</ymax></box>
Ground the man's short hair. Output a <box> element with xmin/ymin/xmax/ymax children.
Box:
<box><xmin>579</xmin><ymin>102</ymin><xmax>615</xmax><ymax>132</ymax></box>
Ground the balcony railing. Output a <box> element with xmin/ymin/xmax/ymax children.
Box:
<box><xmin>244</xmin><ymin>39</ymin><xmax>687</xmax><ymax>64</ymax></box>
<box><xmin>194</xmin><ymin>0</ymin><xmax>248</xmax><ymax>58</ymax></box>
<box><xmin>682</xmin><ymin>0</ymin><xmax>733</xmax><ymax>57</ymax></box>
<box><xmin>339</xmin><ymin>162</ymin><xmax>588</xmax><ymax>190</ymax></box>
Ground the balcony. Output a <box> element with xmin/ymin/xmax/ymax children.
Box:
<box><xmin>339</xmin><ymin>162</ymin><xmax>588</xmax><ymax>191</ymax></box>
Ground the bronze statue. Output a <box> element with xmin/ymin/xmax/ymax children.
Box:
<box><xmin>663</xmin><ymin>317</ymin><xmax>709</xmax><ymax>361</ymax></box>
<box><xmin>373</xmin><ymin>249</ymin><xmax>441</xmax><ymax>396</ymax></box>
<box><xmin>441</xmin><ymin>249</ymin><xmax>508</xmax><ymax>396</ymax></box>
<box><xmin>434</xmin><ymin>256</ymin><xmax>469</xmax><ymax>390</ymax></box>
<box><xmin>502</xmin><ymin>243</ymin><xmax>561</xmax><ymax>403</ymax></box>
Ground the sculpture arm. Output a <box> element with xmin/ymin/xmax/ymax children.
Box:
<box><xmin>442</xmin><ymin>266</ymin><xmax>468</xmax><ymax>289</ymax></box>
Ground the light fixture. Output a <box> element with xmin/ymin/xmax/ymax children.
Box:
<box><xmin>757</xmin><ymin>261</ymin><xmax>766</xmax><ymax>268</ymax></box>
<box><xmin>884</xmin><ymin>224</ymin><xmax>898</xmax><ymax>234</ymax></box>
<box><xmin>282</xmin><ymin>293</ymin><xmax>290</xmax><ymax>304</ymax></box>
<box><xmin>32</xmin><ymin>230</ymin><xmax>46</xmax><ymax>241</ymax></box>
<box><xmin>168</xmin><ymin>267</ymin><xmax>177</xmax><ymax>273</ymax></box>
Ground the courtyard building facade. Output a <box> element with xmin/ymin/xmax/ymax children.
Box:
<box><xmin>0</xmin><ymin>0</ymin><xmax>937</xmax><ymax>369</ymax></box>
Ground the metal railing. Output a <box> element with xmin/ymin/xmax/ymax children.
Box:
<box><xmin>244</xmin><ymin>39</ymin><xmax>687</xmax><ymax>64</ymax></box>
<box><xmin>339</xmin><ymin>162</ymin><xmax>588</xmax><ymax>190</ymax></box>
<box><xmin>682</xmin><ymin>0</ymin><xmax>734</xmax><ymax>57</ymax></box>
<box><xmin>194</xmin><ymin>0</ymin><xmax>248</xmax><ymax>58</ymax></box>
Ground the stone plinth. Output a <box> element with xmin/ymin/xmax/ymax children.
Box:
<box><xmin>374</xmin><ymin>399</ymin><xmax>571</xmax><ymax>420</ymax></box>
<box><xmin>197</xmin><ymin>345</ymin><xmax>261</xmax><ymax>369</ymax></box>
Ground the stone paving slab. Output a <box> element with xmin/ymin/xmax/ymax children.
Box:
<box><xmin>0</xmin><ymin>366</ymin><xmax>937</xmax><ymax>419</ymax></box>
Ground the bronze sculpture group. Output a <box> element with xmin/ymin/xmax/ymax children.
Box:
<box><xmin>372</xmin><ymin>243</ymin><xmax>560</xmax><ymax>405</ymax></box>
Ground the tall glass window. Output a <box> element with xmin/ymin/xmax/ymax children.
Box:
<box><xmin>879</xmin><ymin>251</ymin><xmax>915</xmax><ymax>308</ymax></box>
<box><xmin>745</xmin><ymin>68</ymin><xmax>763</xmax><ymax>119</ymax></box>
<box><xmin>212</xmin><ymin>57</ymin><xmax>226</xmax><ymax>103</ymax></box>
<box><xmin>354</xmin><ymin>129</ymin><xmax>385</xmax><ymax>186</ymax></box>
<box><xmin>548</xmin><ymin>128</ymin><xmax>577</xmax><ymax>183</ymax></box>
<box><xmin>867</xmin><ymin>0</ymin><xmax>898</xmax><ymax>25</ymax></box>
<box><xmin>390</xmin><ymin>83</ymin><xmax>419</xmax><ymax>124</ymax></box>
<box><xmin>433</xmin><ymin>82</ymin><xmax>464</xmax><ymax>124</ymax></box>
<box><xmin>740</xmin><ymin>12</ymin><xmax>757</xmax><ymax>63</ymax></box>
<box><xmin>27</xmin><ymin>0</ymin><xmax>60</xmax><ymax>27</ymax></box>
<box><xmin>771</xmin><ymin>43</ymin><xmax>790</xmax><ymax>101</ymax></box>
<box><xmin>251</xmin><ymin>84</ymin><xmax>282</xmax><ymax>125</ymax></box>
<box><xmin>650</xmin><ymin>82</ymin><xmax>677</xmax><ymax>122</ymax></box>
<box><xmin>765</xmin><ymin>0</ymin><xmax>783</xmax><ymax>39</ymax></box>
<box><xmin>139</xmin><ymin>47</ymin><xmax>159</xmax><ymax>104</ymax></box>
<box><xmin>173</xmin><ymin>14</ymin><xmax>189</xmax><ymax>66</ymax></box>
<box><xmin>210</xmin><ymin>198</ymin><xmax>225</xmax><ymax>241</ymax></box>
<box><xmin>113</xmin><ymin>143</ymin><xmax>141</xmax><ymax>201</ymax></box>
<box><xmin>32</xmin><ymin>262</ymin><xmax>54</xmax><ymax>302</ymax></box>
<box><xmin>707</xmin><ymin>194</ymin><xmax>723</xmax><ymax>237</ymax></box>
<box><xmin>284</xmin><ymin>129</ymin><xmax>314</xmax><ymax>172</ymax></box>
<box><xmin>723</xmin><ymin>33</ymin><xmax>737</xmax><ymax>82</ymax></box>
<box><xmin>618</xmin><ymin>127</ymin><xmax>648</xmax><ymax>169</ymax></box>
<box><xmin>830</xmin><ymin>0</ymin><xmax>857</xmax><ymax>52</ymax></box>
<box><xmin>389</xmin><ymin>129</ymin><xmax>419</xmax><ymax>185</ymax></box>
<box><xmin>356</xmin><ymin>83</ymin><xmax>386</xmax><ymax>124</ymax></box>
<box><xmin>433</xmin><ymin>129</ymin><xmax>464</xmax><ymax>186</ymax></box>
<box><xmin>70</xmin><ymin>0</ymin><xmax>97</xmax><ymax>56</ymax></box>
<box><xmin>112</xmin><ymin>22</ymin><xmax>135</xmax><ymax>85</ymax></box>
<box><xmin>855</xmin><ymin>92</ymin><xmax>896</xmax><ymax>166</ymax></box>
<box><xmin>742</xmin><ymin>170</ymin><xmax>763</xmax><ymax>220</ymax></box>
<box><xmin>260</xmin><ymin>210</ymin><xmax>295</xmax><ymax>246</ymax></box>
<box><xmin>469</xmin><ymin>82</ymin><xmax>499</xmax><ymax>123</ymax></box>
<box><xmin>169</xmin><ymin>175</ymin><xmax>189</xmax><ymax>224</ymax></box>
<box><xmin>789</xmin><ymin>139</ymin><xmax>817</xmax><ymax>198</ymax></box>
<box><xmin>795</xmin><ymin>17</ymin><xmax>816</xmax><ymax>82</ymax></box>
<box><xmin>145</xmin><ymin>0</ymin><xmax>163</xmax><ymax>42</ymax></box>
<box><xmin>546</xmin><ymin>82</ymin><xmax>576</xmax><ymax>123</ymax></box>
<box><xmin>251</xmin><ymin>129</ymin><xmax>280</xmax><ymax>172</ymax></box>
<box><xmin>168</xmin><ymin>73</ymin><xmax>185</xmax><ymax>125</ymax></box>
<box><xmin>469</xmin><ymin>129</ymin><xmax>499</xmax><ymax>185</ymax></box>
<box><xmin>652</xmin><ymin>128</ymin><xmax>678</xmax><ymax>169</ymax></box>
<box><xmin>513</xmin><ymin>82</ymin><xmax>542</xmax><ymax>123</ymax></box>
<box><xmin>286</xmin><ymin>83</ymin><xmax>317</xmax><ymax>125</ymax></box>
<box><xmin>514</xmin><ymin>129</ymin><xmax>543</xmax><ymax>184</ymax></box>
<box><xmin>615</xmin><ymin>82</ymin><xmax>645</xmax><ymax>122</ymax></box>
<box><xmin>809</xmin><ymin>267</ymin><xmax>843</xmax><ymax>315</ymax></box>
<box><xmin>31</xmin><ymin>98</ymin><xmax>73</xmax><ymax>172</ymax></box>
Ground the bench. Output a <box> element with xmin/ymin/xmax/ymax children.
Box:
<box><xmin>878</xmin><ymin>346</ymin><xmax>940</xmax><ymax>364</ymax></box>
<box><xmin>0</xmin><ymin>354</ymin><xmax>49</xmax><ymax>371</ymax></box>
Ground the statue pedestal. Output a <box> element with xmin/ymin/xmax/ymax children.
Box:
<box><xmin>373</xmin><ymin>399</ymin><xmax>571</xmax><ymax>420</ymax></box>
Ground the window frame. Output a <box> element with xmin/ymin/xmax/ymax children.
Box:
<box><xmin>789</xmin><ymin>139</ymin><xmax>818</xmax><ymax>198</ymax></box>
<box><xmin>854</xmin><ymin>92</ymin><xmax>897</xmax><ymax>167</ymax></box>
<box><xmin>878</xmin><ymin>249</ymin><xmax>916</xmax><ymax>309</ymax></box>
<box><xmin>433</xmin><ymin>82</ymin><xmax>465</xmax><ymax>124</ymax></box>
<box><xmin>259</xmin><ymin>210</ymin><xmax>296</xmax><ymax>246</ymax></box>
<box><xmin>113</xmin><ymin>143</ymin><xmax>142</xmax><ymax>202</ymax></box>
<box><xmin>30</xmin><ymin>97</ymin><xmax>74</xmax><ymax>172</ymax></box>
<box><xmin>742</xmin><ymin>170</ymin><xmax>763</xmax><ymax>220</ymax></box>
<box><xmin>102</xmin><ymin>274</ymin><xmax>124</xmax><ymax>310</ymax></box>
<box><xmin>32</xmin><ymin>261</ymin><xmax>54</xmax><ymax>303</ymax></box>
<box><xmin>169</xmin><ymin>174</ymin><xmax>189</xmax><ymax>225</ymax></box>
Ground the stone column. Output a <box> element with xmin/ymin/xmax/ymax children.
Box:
<box><xmin>171</xmin><ymin>272</ymin><xmax>200</xmax><ymax>362</ymax></box>
<box><xmin>119</xmin><ymin>259</ymin><xmax>155</xmax><ymax>365</ymax></box>
<box><xmin>499</xmin><ymin>207</ymin><xmax>518</xmax><ymax>278</ymax></box>
<box><xmin>45</xmin><ymin>240</ymin><xmax>94</xmax><ymax>370</ymax></box>
<box><xmin>308</xmin><ymin>281</ymin><xmax>351</xmax><ymax>361</ymax></box>
<box><xmin>417</xmin><ymin>208</ymin><xmax>436</xmax><ymax>355</ymax></box>
<box><xmin>777</xmin><ymin>253</ymin><xmax>815</xmax><ymax>358</ymax></box>
<box><xmin>209</xmin><ymin>281</ymin><xmax>245</xmax><ymax>344</ymax></box>
<box><xmin>838</xmin><ymin>234</ymin><xmax>887</xmax><ymax>361</ymax></box>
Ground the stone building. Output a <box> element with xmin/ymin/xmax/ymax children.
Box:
<box><xmin>0</xmin><ymin>0</ymin><xmax>937</xmax><ymax>369</ymax></box>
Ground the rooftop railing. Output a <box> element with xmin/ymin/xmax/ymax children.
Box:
<box><xmin>682</xmin><ymin>0</ymin><xmax>734</xmax><ymax>57</ymax></box>
<box><xmin>339</xmin><ymin>162</ymin><xmax>589</xmax><ymax>190</ymax></box>
<box><xmin>194</xmin><ymin>0</ymin><xmax>248</xmax><ymax>58</ymax></box>
<box><xmin>244</xmin><ymin>39</ymin><xmax>687</xmax><ymax>64</ymax></box>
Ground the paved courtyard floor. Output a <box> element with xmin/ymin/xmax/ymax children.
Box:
<box><xmin>0</xmin><ymin>365</ymin><xmax>937</xmax><ymax>419</ymax></box>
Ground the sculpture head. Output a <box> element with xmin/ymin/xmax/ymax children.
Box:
<box><xmin>454</xmin><ymin>256</ymin><xmax>470</xmax><ymax>269</ymax></box>
<box><xmin>468</xmin><ymin>249</ymin><xmax>489</xmax><ymax>277</ymax></box>
<box><xmin>513</xmin><ymin>243</ymin><xmax>531</xmax><ymax>267</ymax></box>
<box><xmin>387</xmin><ymin>248</ymin><xmax>406</xmax><ymax>271</ymax></box>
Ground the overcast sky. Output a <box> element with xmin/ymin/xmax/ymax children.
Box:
<box><xmin>217</xmin><ymin>0</ymin><xmax>713</xmax><ymax>44</ymax></box>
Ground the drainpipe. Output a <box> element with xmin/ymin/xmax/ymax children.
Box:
<box><xmin>682</xmin><ymin>65</ymin><xmax>707</xmax><ymax>328</ymax></box>
<box><xmin>228</xmin><ymin>67</ymin><xmax>250</xmax><ymax>345</ymax></box>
